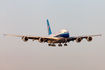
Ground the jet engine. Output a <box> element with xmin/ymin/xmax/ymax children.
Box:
<box><xmin>39</xmin><ymin>38</ymin><xmax>44</xmax><ymax>43</ymax></box>
<box><xmin>22</xmin><ymin>36</ymin><xmax>29</xmax><ymax>42</ymax></box>
<box><xmin>76</xmin><ymin>38</ymin><xmax>82</xmax><ymax>43</ymax></box>
<box><xmin>87</xmin><ymin>37</ymin><xmax>92</xmax><ymax>42</ymax></box>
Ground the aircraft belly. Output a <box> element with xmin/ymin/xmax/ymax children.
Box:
<box><xmin>54</xmin><ymin>38</ymin><xmax>65</xmax><ymax>43</ymax></box>
<box><xmin>47</xmin><ymin>38</ymin><xmax>65</xmax><ymax>43</ymax></box>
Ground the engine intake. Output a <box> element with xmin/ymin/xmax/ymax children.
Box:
<box><xmin>87</xmin><ymin>37</ymin><xmax>92</xmax><ymax>42</ymax></box>
<box><xmin>76</xmin><ymin>38</ymin><xmax>82</xmax><ymax>43</ymax></box>
<box><xmin>22</xmin><ymin>36</ymin><xmax>29</xmax><ymax>42</ymax></box>
<box><xmin>39</xmin><ymin>38</ymin><xmax>44</xmax><ymax>43</ymax></box>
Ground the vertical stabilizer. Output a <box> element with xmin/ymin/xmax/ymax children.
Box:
<box><xmin>47</xmin><ymin>19</ymin><xmax>52</xmax><ymax>35</ymax></box>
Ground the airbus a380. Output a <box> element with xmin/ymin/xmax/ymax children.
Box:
<box><xmin>4</xmin><ymin>19</ymin><xmax>101</xmax><ymax>46</ymax></box>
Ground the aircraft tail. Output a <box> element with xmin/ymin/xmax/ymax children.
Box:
<box><xmin>47</xmin><ymin>19</ymin><xmax>52</xmax><ymax>35</ymax></box>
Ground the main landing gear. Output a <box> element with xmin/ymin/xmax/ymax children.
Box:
<box><xmin>64</xmin><ymin>43</ymin><xmax>67</xmax><ymax>46</ymax></box>
<box><xmin>48</xmin><ymin>43</ymin><xmax>68</xmax><ymax>46</ymax></box>
<box><xmin>58</xmin><ymin>43</ymin><xmax>62</xmax><ymax>47</ymax></box>
<box><xmin>58</xmin><ymin>43</ymin><xmax>67</xmax><ymax>46</ymax></box>
<box><xmin>48</xmin><ymin>43</ymin><xmax>56</xmax><ymax>46</ymax></box>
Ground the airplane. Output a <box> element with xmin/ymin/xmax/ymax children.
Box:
<box><xmin>4</xmin><ymin>19</ymin><xmax>101</xmax><ymax>46</ymax></box>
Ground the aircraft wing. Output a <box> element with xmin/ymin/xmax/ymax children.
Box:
<box><xmin>4</xmin><ymin>34</ymin><xmax>55</xmax><ymax>42</ymax></box>
<box><xmin>67</xmin><ymin>34</ymin><xmax>101</xmax><ymax>42</ymax></box>
<box><xmin>4</xmin><ymin>34</ymin><xmax>101</xmax><ymax>43</ymax></box>
<box><xmin>4</xmin><ymin>34</ymin><xmax>24</xmax><ymax>37</ymax></box>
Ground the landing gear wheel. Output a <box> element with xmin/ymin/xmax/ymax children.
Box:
<box><xmin>52</xmin><ymin>43</ymin><xmax>56</xmax><ymax>47</ymax></box>
<box><xmin>58</xmin><ymin>43</ymin><xmax>62</xmax><ymax>47</ymax></box>
<box><xmin>48</xmin><ymin>43</ymin><xmax>51</xmax><ymax>46</ymax></box>
<box><xmin>64</xmin><ymin>44</ymin><xmax>67</xmax><ymax>46</ymax></box>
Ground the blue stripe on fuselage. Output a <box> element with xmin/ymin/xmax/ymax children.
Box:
<box><xmin>54</xmin><ymin>33</ymin><xmax>69</xmax><ymax>38</ymax></box>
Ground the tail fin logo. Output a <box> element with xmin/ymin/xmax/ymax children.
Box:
<box><xmin>48</xmin><ymin>26</ymin><xmax>49</xmax><ymax>33</ymax></box>
<box><xmin>48</xmin><ymin>26</ymin><xmax>49</xmax><ymax>30</ymax></box>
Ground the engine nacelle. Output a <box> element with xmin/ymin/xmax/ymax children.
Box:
<box><xmin>39</xmin><ymin>38</ymin><xmax>44</xmax><ymax>43</ymax></box>
<box><xmin>87</xmin><ymin>37</ymin><xmax>92</xmax><ymax>42</ymax></box>
<box><xmin>76</xmin><ymin>38</ymin><xmax>82</xmax><ymax>43</ymax></box>
<box><xmin>22</xmin><ymin>36</ymin><xmax>29</xmax><ymax>42</ymax></box>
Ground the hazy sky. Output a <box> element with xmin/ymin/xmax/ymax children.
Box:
<box><xmin>0</xmin><ymin>0</ymin><xmax>105</xmax><ymax>70</ymax></box>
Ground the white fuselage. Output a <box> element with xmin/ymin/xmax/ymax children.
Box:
<box><xmin>47</xmin><ymin>29</ymin><xmax>69</xmax><ymax>43</ymax></box>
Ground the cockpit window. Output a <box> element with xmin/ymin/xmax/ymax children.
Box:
<box><xmin>64</xmin><ymin>31</ymin><xmax>67</xmax><ymax>33</ymax></box>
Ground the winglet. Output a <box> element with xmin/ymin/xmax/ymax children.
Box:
<box><xmin>3</xmin><ymin>34</ymin><xmax>6</xmax><ymax>36</ymax></box>
<box><xmin>47</xmin><ymin>19</ymin><xmax>52</xmax><ymax>35</ymax></box>
<box><xmin>99</xmin><ymin>34</ymin><xmax>102</xmax><ymax>36</ymax></box>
